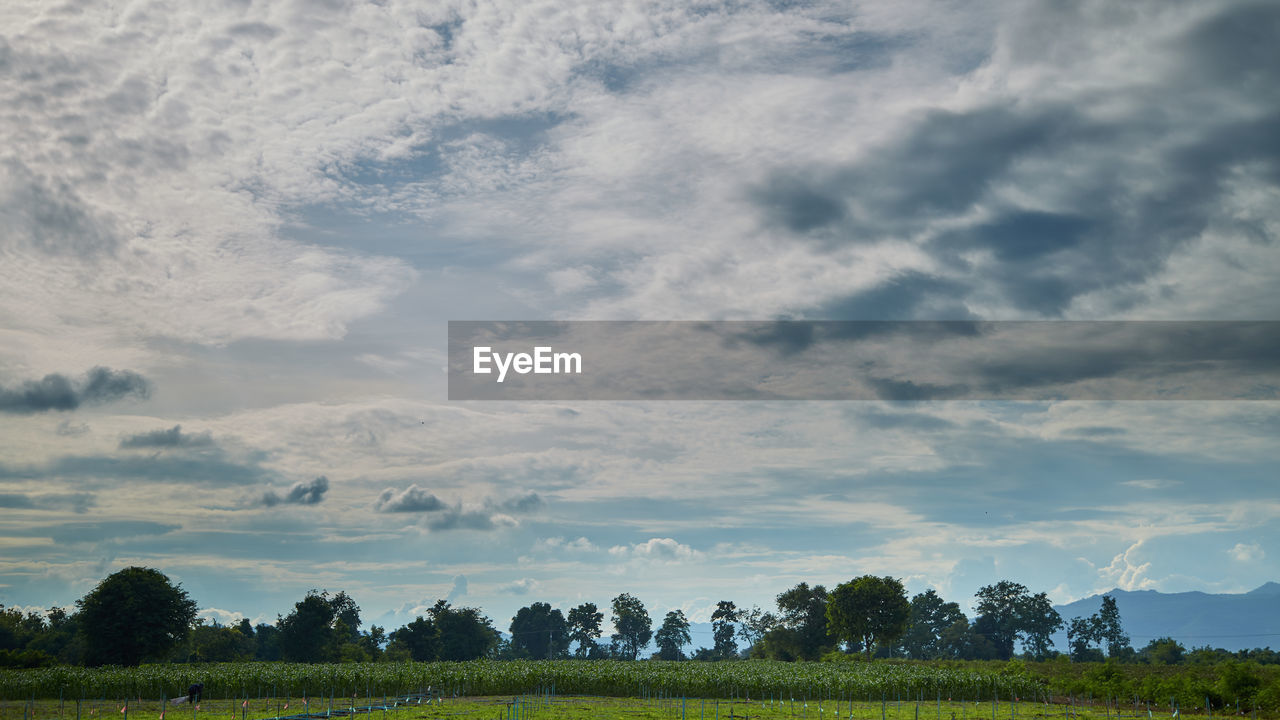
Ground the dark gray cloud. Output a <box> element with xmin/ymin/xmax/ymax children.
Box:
<box><xmin>744</xmin><ymin>4</ymin><xmax>1280</xmax><ymax>317</ymax></box>
<box><xmin>0</xmin><ymin>492</ymin><xmax>94</xmax><ymax>513</ymax></box>
<box><xmin>119</xmin><ymin>424</ymin><xmax>215</xmax><ymax>449</ymax></box>
<box><xmin>490</xmin><ymin>492</ymin><xmax>542</xmax><ymax>514</ymax></box>
<box><xmin>27</xmin><ymin>520</ymin><xmax>180</xmax><ymax>544</ymax></box>
<box><xmin>373</xmin><ymin>485</ymin><xmax>540</xmax><ymax>532</ymax></box>
<box><xmin>0</xmin><ymin>367</ymin><xmax>149</xmax><ymax>414</ymax></box>
<box><xmin>374</xmin><ymin>484</ymin><xmax>445</xmax><ymax>513</ymax></box>
<box><xmin>261</xmin><ymin>476</ymin><xmax>329</xmax><ymax>507</ymax></box>
<box><xmin>0</xmin><ymin>451</ymin><xmax>273</xmax><ymax>486</ymax></box>
<box><xmin>1</xmin><ymin>160</ymin><xmax>119</xmax><ymax>255</ymax></box>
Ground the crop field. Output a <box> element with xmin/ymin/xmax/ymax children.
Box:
<box><xmin>0</xmin><ymin>662</ymin><xmax>1272</xmax><ymax>720</ymax></box>
<box><xmin>0</xmin><ymin>692</ymin><xmax>1202</xmax><ymax>720</ymax></box>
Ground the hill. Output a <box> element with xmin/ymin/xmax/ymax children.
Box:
<box><xmin>1051</xmin><ymin>583</ymin><xmax>1280</xmax><ymax>652</ymax></box>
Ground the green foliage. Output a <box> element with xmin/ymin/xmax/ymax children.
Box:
<box><xmin>900</xmin><ymin>590</ymin><xmax>966</xmax><ymax>660</ymax></box>
<box><xmin>761</xmin><ymin>583</ymin><xmax>832</xmax><ymax>661</ymax></box>
<box><xmin>711</xmin><ymin>601</ymin><xmax>740</xmax><ymax>660</ymax></box>
<box><xmin>76</xmin><ymin>567</ymin><xmax>198</xmax><ymax>667</ymax></box>
<box><xmin>610</xmin><ymin>595</ymin><xmax>652</xmax><ymax>661</ymax></box>
<box><xmin>0</xmin><ymin>658</ymin><xmax>1047</xmax><ymax>701</ymax></box>
<box><xmin>566</xmin><ymin>604</ymin><xmax>603</xmax><ymax>659</ymax></box>
<box><xmin>509</xmin><ymin>603</ymin><xmax>569</xmax><ymax>660</ymax></box>
<box><xmin>973</xmin><ymin>582</ymin><xmax>1062</xmax><ymax>661</ymax></box>
<box><xmin>654</xmin><ymin>610</ymin><xmax>691</xmax><ymax>661</ymax></box>
<box><xmin>826</xmin><ymin>576</ymin><xmax>910</xmax><ymax>659</ymax></box>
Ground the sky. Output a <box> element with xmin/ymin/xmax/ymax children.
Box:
<box><xmin>1</xmin><ymin>0</ymin><xmax>1278</xmax><ymax>648</ymax></box>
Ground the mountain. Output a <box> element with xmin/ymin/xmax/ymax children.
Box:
<box><xmin>1051</xmin><ymin>583</ymin><xmax>1280</xmax><ymax>652</ymax></box>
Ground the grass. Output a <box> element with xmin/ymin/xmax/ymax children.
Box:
<box><xmin>0</xmin><ymin>693</ymin><xmax>1235</xmax><ymax>720</ymax></box>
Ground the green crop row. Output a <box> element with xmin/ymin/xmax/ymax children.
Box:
<box><xmin>0</xmin><ymin>661</ymin><xmax>1043</xmax><ymax>704</ymax></box>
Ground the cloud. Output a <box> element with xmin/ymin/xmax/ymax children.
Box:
<box><xmin>609</xmin><ymin>537</ymin><xmax>698</xmax><ymax>562</ymax></box>
<box><xmin>120</xmin><ymin>425</ymin><xmax>215</xmax><ymax>449</ymax></box>
<box><xmin>0</xmin><ymin>492</ymin><xmax>94</xmax><ymax>513</ymax></box>
<box><xmin>0</xmin><ymin>367</ymin><xmax>149</xmax><ymax>414</ymax></box>
<box><xmin>1228</xmin><ymin>542</ymin><xmax>1264</xmax><ymax>563</ymax></box>
<box><xmin>372</xmin><ymin>486</ymin><xmax>540</xmax><ymax>532</ymax></box>
<box><xmin>445</xmin><ymin>575</ymin><xmax>469</xmax><ymax>603</ymax></box>
<box><xmin>261</xmin><ymin>476</ymin><xmax>329</xmax><ymax>507</ymax></box>
<box><xmin>198</xmin><ymin>607</ymin><xmax>247</xmax><ymax>627</ymax></box>
<box><xmin>498</xmin><ymin>578</ymin><xmax>538</xmax><ymax>595</ymax></box>
<box><xmin>374</xmin><ymin>484</ymin><xmax>445</xmax><ymax>513</ymax></box>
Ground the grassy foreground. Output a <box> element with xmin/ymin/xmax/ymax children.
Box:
<box><xmin>0</xmin><ymin>694</ymin><xmax>1212</xmax><ymax>720</ymax></box>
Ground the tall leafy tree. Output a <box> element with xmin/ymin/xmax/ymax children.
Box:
<box><xmin>654</xmin><ymin>610</ymin><xmax>691</xmax><ymax>660</ymax></box>
<box><xmin>761</xmin><ymin>583</ymin><xmax>832</xmax><ymax>660</ymax></box>
<box><xmin>387</xmin><ymin>616</ymin><xmax>439</xmax><ymax>661</ymax></box>
<box><xmin>610</xmin><ymin>593</ymin><xmax>652</xmax><ymax>660</ymax></box>
<box><xmin>1096</xmin><ymin>595</ymin><xmax>1131</xmax><ymax>657</ymax></box>
<box><xmin>826</xmin><ymin>575</ymin><xmax>910</xmax><ymax>658</ymax></box>
<box><xmin>429</xmin><ymin>600</ymin><xmax>500</xmax><ymax>660</ymax></box>
<box><xmin>973</xmin><ymin>580</ymin><xmax>1029</xmax><ymax>659</ymax></box>
<box><xmin>736</xmin><ymin>606</ymin><xmax>776</xmax><ymax>656</ymax></box>
<box><xmin>1019</xmin><ymin>592</ymin><xmax>1063</xmax><ymax>659</ymax></box>
<box><xmin>75</xmin><ymin>567</ymin><xmax>197</xmax><ymax>666</ymax></box>
<box><xmin>567</xmin><ymin>603</ymin><xmax>604</xmax><ymax>658</ymax></box>
<box><xmin>277</xmin><ymin>592</ymin><xmax>340</xmax><ymax>662</ymax></box>
<box><xmin>900</xmin><ymin>590</ymin><xmax>966</xmax><ymax>659</ymax></box>
<box><xmin>509</xmin><ymin>602</ymin><xmax>569</xmax><ymax>659</ymax></box>
<box><xmin>711</xmin><ymin>601</ymin><xmax>740</xmax><ymax>659</ymax></box>
<box><xmin>1067</xmin><ymin>615</ymin><xmax>1102</xmax><ymax>661</ymax></box>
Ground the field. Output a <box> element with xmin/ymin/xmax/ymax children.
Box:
<box><xmin>0</xmin><ymin>693</ymin><xmax>1203</xmax><ymax>720</ymax></box>
<box><xmin>1</xmin><ymin>661</ymin><xmax>1274</xmax><ymax>720</ymax></box>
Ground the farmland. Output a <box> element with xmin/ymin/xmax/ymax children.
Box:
<box><xmin>3</xmin><ymin>659</ymin><xmax>1279</xmax><ymax>719</ymax></box>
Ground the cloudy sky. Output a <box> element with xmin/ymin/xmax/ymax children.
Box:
<box><xmin>1</xmin><ymin>0</ymin><xmax>1277</xmax><ymax>645</ymax></box>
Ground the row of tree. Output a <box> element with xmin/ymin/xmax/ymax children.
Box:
<box><xmin>3</xmin><ymin>567</ymin><xmax>1278</xmax><ymax>668</ymax></box>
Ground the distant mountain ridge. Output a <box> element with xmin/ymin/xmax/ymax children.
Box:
<box><xmin>1051</xmin><ymin>583</ymin><xmax>1280</xmax><ymax>652</ymax></box>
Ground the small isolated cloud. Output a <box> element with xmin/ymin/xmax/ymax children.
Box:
<box><xmin>0</xmin><ymin>492</ymin><xmax>94</xmax><ymax>513</ymax></box>
<box><xmin>536</xmin><ymin>536</ymin><xmax>598</xmax><ymax>553</ymax></box>
<box><xmin>1228</xmin><ymin>542</ymin><xmax>1264</xmax><ymax>563</ymax></box>
<box><xmin>609</xmin><ymin>537</ymin><xmax>698</xmax><ymax>562</ymax></box>
<box><xmin>374</xmin><ymin>484</ymin><xmax>445</xmax><ymax>513</ymax></box>
<box><xmin>120</xmin><ymin>424</ymin><xmax>215</xmax><ymax>449</ymax></box>
<box><xmin>1121</xmin><ymin>478</ymin><xmax>1179</xmax><ymax>490</ymax></box>
<box><xmin>499</xmin><ymin>578</ymin><xmax>538</xmax><ymax>595</ymax></box>
<box><xmin>261</xmin><ymin>476</ymin><xmax>329</xmax><ymax>507</ymax></box>
<box><xmin>0</xmin><ymin>367</ymin><xmax>149</xmax><ymax>414</ymax></box>
<box><xmin>446</xmin><ymin>575</ymin><xmax>468</xmax><ymax>602</ymax></box>
<box><xmin>198</xmin><ymin>607</ymin><xmax>246</xmax><ymax>626</ymax></box>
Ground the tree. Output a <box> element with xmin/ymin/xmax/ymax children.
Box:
<box><xmin>973</xmin><ymin>581</ymin><xmax>1062</xmax><ymax>660</ymax></box>
<box><xmin>826</xmin><ymin>576</ymin><xmax>910</xmax><ymax>659</ymax></box>
<box><xmin>567</xmin><ymin>603</ymin><xmax>603</xmax><ymax>658</ymax></box>
<box><xmin>610</xmin><ymin>594</ymin><xmax>652</xmax><ymax>661</ymax></box>
<box><xmin>900</xmin><ymin>590</ymin><xmax>966</xmax><ymax>659</ymax></box>
<box><xmin>278</xmin><ymin>592</ymin><xmax>341</xmax><ymax>662</ymax></box>
<box><xmin>738</xmin><ymin>606</ymin><xmax>777</xmax><ymax>657</ymax></box>
<box><xmin>1067</xmin><ymin>615</ymin><xmax>1102</xmax><ymax>662</ymax></box>
<box><xmin>75</xmin><ymin>567</ymin><xmax>197</xmax><ymax>666</ymax></box>
<box><xmin>654</xmin><ymin>610</ymin><xmax>691</xmax><ymax>660</ymax></box>
<box><xmin>711</xmin><ymin>601</ymin><xmax>740</xmax><ymax>659</ymax></box>
<box><xmin>1020</xmin><ymin>592</ymin><xmax>1063</xmax><ymax>660</ymax></box>
<box><xmin>429</xmin><ymin>600</ymin><xmax>499</xmax><ymax>660</ymax></box>
<box><xmin>509</xmin><ymin>602</ymin><xmax>569</xmax><ymax>659</ymax></box>
<box><xmin>759</xmin><ymin>583</ymin><xmax>833</xmax><ymax>661</ymax></box>
<box><xmin>973</xmin><ymin>581</ymin><xmax>1029</xmax><ymax>660</ymax></box>
<box><xmin>1096</xmin><ymin>595</ymin><xmax>1131</xmax><ymax>657</ymax></box>
<box><xmin>1140</xmin><ymin>637</ymin><xmax>1185</xmax><ymax>665</ymax></box>
<box><xmin>387</xmin><ymin>616</ymin><xmax>439</xmax><ymax>661</ymax></box>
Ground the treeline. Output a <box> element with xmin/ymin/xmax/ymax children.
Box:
<box><xmin>3</xmin><ymin>567</ymin><xmax>1278</xmax><ymax>672</ymax></box>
